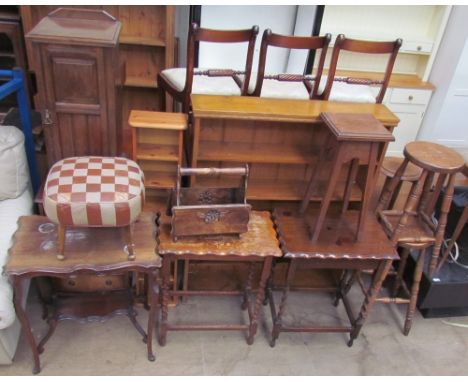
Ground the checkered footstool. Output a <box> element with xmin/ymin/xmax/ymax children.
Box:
<box><xmin>43</xmin><ymin>156</ymin><xmax>145</xmax><ymax>260</ymax></box>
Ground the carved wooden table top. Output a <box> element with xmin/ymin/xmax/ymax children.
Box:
<box><xmin>4</xmin><ymin>212</ymin><xmax>161</xmax><ymax>276</ymax></box>
<box><xmin>157</xmin><ymin>211</ymin><xmax>282</xmax><ymax>258</ymax></box>
<box><xmin>273</xmin><ymin>208</ymin><xmax>398</xmax><ymax>261</ymax></box>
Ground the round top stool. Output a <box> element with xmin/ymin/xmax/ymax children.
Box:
<box><xmin>376</xmin><ymin>141</ymin><xmax>464</xmax><ymax>336</ymax></box>
<box><xmin>404</xmin><ymin>141</ymin><xmax>465</xmax><ymax>173</ymax></box>
<box><xmin>381</xmin><ymin>156</ymin><xmax>422</xmax><ymax>181</ymax></box>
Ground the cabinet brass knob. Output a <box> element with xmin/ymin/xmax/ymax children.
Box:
<box><xmin>68</xmin><ymin>280</ymin><xmax>76</xmax><ymax>286</ymax></box>
<box><xmin>105</xmin><ymin>280</ymin><xmax>113</xmax><ymax>286</ymax></box>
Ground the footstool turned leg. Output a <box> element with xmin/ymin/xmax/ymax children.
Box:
<box><xmin>57</xmin><ymin>225</ymin><xmax>66</xmax><ymax>261</ymax></box>
<box><xmin>124</xmin><ymin>225</ymin><xmax>136</xmax><ymax>261</ymax></box>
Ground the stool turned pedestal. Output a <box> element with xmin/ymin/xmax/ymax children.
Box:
<box><xmin>376</xmin><ymin>141</ymin><xmax>465</xmax><ymax>334</ymax></box>
<box><xmin>43</xmin><ymin>157</ymin><xmax>145</xmax><ymax>260</ymax></box>
<box><xmin>300</xmin><ymin>112</ymin><xmax>394</xmax><ymax>242</ymax></box>
<box><xmin>380</xmin><ymin>156</ymin><xmax>422</xmax><ymax>209</ymax></box>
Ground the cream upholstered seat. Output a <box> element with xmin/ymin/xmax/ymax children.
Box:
<box><xmin>160</xmin><ymin>68</ymin><xmax>242</xmax><ymax>97</ymax></box>
<box><xmin>318</xmin><ymin>76</ymin><xmax>376</xmax><ymax>103</ymax></box>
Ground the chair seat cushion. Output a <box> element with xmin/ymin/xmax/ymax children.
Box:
<box><xmin>43</xmin><ymin>157</ymin><xmax>145</xmax><ymax>227</ymax></box>
<box><xmin>246</xmin><ymin>72</ymin><xmax>312</xmax><ymax>99</ymax></box>
<box><xmin>160</xmin><ymin>68</ymin><xmax>242</xmax><ymax>96</ymax></box>
<box><xmin>319</xmin><ymin>76</ymin><xmax>376</xmax><ymax>103</ymax></box>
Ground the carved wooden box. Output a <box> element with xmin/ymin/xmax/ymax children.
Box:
<box><xmin>168</xmin><ymin>166</ymin><xmax>251</xmax><ymax>241</ymax></box>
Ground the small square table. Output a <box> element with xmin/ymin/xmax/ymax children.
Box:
<box><xmin>3</xmin><ymin>212</ymin><xmax>161</xmax><ymax>374</ymax></box>
<box><xmin>269</xmin><ymin>207</ymin><xmax>398</xmax><ymax>347</ymax></box>
<box><xmin>156</xmin><ymin>211</ymin><xmax>282</xmax><ymax>345</ymax></box>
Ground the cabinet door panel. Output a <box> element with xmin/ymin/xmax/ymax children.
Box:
<box><xmin>41</xmin><ymin>44</ymin><xmax>110</xmax><ymax>162</ymax></box>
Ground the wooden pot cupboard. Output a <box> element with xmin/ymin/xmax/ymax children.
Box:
<box><xmin>25</xmin><ymin>8</ymin><xmax>122</xmax><ymax>165</ymax></box>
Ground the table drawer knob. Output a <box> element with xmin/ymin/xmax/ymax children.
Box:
<box><xmin>105</xmin><ymin>279</ymin><xmax>113</xmax><ymax>286</ymax></box>
<box><xmin>68</xmin><ymin>280</ymin><xmax>76</xmax><ymax>287</ymax></box>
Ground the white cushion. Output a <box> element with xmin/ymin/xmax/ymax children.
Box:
<box><xmin>160</xmin><ymin>68</ymin><xmax>242</xmax><ymax>96</ymax></box>
<box><xmin>0</xmin><ymin>186</ymin><xmax>33</xmax><ymax>329</ymax></box>
<box><xmin>318</xmin><ymin>76</ymin><xmax>376</xmax><ymax>103</ymax></box>
<box><xmin>0</xmin><ymin>126</ymin><xmax>29</xmax><ymax>201</ymax></box>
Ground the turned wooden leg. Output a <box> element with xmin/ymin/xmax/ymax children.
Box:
<box><xmin>57</xmin><ymin>225</ymin><xmax>66</xmax><ymax>261</ymax></box>
<box><xmin>404</xmin><ymin>249</ymin><xmax>425</xmax><ymax>336</ymax></box>
<box><xmin>247</xmin><ymin>257</ymin><xmax>272</xmax><ymax>345</ymax></box>
<box><xmin>430</xmin><ymin>174</ymin><xmax>457</xmax><ymax>277</ymax></box>
<box><xmin>271</xmin><ymin>258</ymin><xmax>297</xmax><ymax>347</ymax></box>
<box><xmin>348</xmin><ymin>260</ymin><xmax>392</xmax><ymax>347</ymax></box>
<box><xmin>124</xmin><ymin>224</ymin><xmax>136</xmax><ymax>260</ymax></box>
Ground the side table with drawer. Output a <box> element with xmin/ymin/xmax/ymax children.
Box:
<box><xmin>3</xmin><ymin>212</ymin><xmax>161</xmax><ymax>374</ymax></box>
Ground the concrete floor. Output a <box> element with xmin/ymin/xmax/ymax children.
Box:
<box><xmin>1</xmin><ymin>285</ymin><xmax>468</xmax><ymax>376</ymax></box>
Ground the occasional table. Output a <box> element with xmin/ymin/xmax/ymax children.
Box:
<box><xmin>269</xmin><ymin>207</ymin><xmax>398</xmax><ymax>347</ymax></box>
<box><xmin>156</xmin><ymin>211</ymin><xmax>282</xmax><ymax>345</ymax></box>
<box><xmin>3</xmin><ymin>212</ymin><xmax>161</xmax><ymax>374</ymax></box>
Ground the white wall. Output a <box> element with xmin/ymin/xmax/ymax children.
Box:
<box><xmin>418</xmin><ymin>5</ymin><xmax>468</xmax><ymax>148</ymax></box>
<box><xmin>175</xmin><ymin>5</ymin><xmax>190</xmax><ymax>67</ymax></box>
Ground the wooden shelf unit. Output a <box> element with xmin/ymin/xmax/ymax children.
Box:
<box><xmin>20</xmin><ymin>5</ymin><xmax>175</xmax><ymax>158</ymax></box>
<box><xmin>129</xmin><ymin>110</ymin><xmax>187</xmax><ymax>198</ymax></box>
<box><xmin>190</xmin><ymin>95</ymin><xmax>399</xmax><ymax>207</ymax></box>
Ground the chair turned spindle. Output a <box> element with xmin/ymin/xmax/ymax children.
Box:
<box><xmin>375</xmin><ymin>141</ymin><xmax>464</xmax><ymax>335</ymax></box>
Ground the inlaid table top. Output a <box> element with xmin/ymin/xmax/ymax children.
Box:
<box><xmin>157</xmin><ymin>211</ymin><xmax>282</xmax><ymax>258</ymax></box>
<box><xmin>273</xmin><ymin>208</ymin><xmax>398</xmax><ymax>261</ymax></box>
<box><xmin>4</xmin><ymin>212</ymin><xmax>161</xmax><ymax>276</ymax></box>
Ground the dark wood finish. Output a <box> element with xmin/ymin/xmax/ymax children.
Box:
<box><xmin>158</xmin><ymin>22</ymin><xmax>258</xmax><ymax>113</ymax></box>
<box><xmin>3</xmin><ymin>212</ymin><xmax>161</xmax><ymax>374</ymax></box>
<box><xmin>156</xmin><ymin>211</ymin><xmax>282</xmax><ymax>345</ymax></box>
<box><xmin>21</xmin><ymin>5</ymin><xmax>176</xmax><ymax>158</ymax></box>
<box><xmin>252</xmin><ymin>29</ymin><xmax>331</xmax><ymax>99</ymax></box>
<box><xmin>300</xmin><ymin>112</ymin><xmax>394</xmax><ymax>242</ymax></box>
<box><xmin>25</xmin><ymin>8</ymin><xmax>121</xmax><ymax>165</ymax></box>
<box><xmin>270</xmin><ymin>208</ymin><xmax>397</xmax><ymax>346</ymax></box>
<box><xmin>375</xmin><ymin>141</ymin><xmax>464</xmax><ymax>335</ymax></box>
<box><xmin>190</xmin><ymin>95</ymin><xmax>399</xmax><ymax>206</ymax></box>
<box><xmin>169</xmin><ymin>165</ymin><xmax>251</xmax><ymax>240</ymax></box>
<box><xmin>322</xmin><ymin>34</ymin><xmax>402</xmax><ymax>103</ymax></box>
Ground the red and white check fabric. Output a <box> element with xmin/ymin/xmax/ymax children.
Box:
<box><xmin>43</xmin><ymin>156</ymin><xmax>145</xmax><ymax>227</ymax></box>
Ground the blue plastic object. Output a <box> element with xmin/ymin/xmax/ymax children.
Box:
<box><xmin>0</xmin><ymin>68</ymin><xmax>39</xmax><ymax>194</ymax></box>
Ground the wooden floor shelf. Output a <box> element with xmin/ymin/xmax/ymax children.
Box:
<box><xmin>136</xmin><ymin>143</ymin><xmax>179</xmax><ymax>162</ymax></box>
<box><xmin>198</xmin><ymin>141</ymin><xmax>318</xmax><ymax>165</ymax></box>
<box><xmin>124</xmin><ymin>76</ymin><xmax>158</xmax><ymax>89</ymax></box>
<box><xmin>143</xmin><ymin>171</ymin><xmax>176</xmax><ymax>189</ymax></box>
